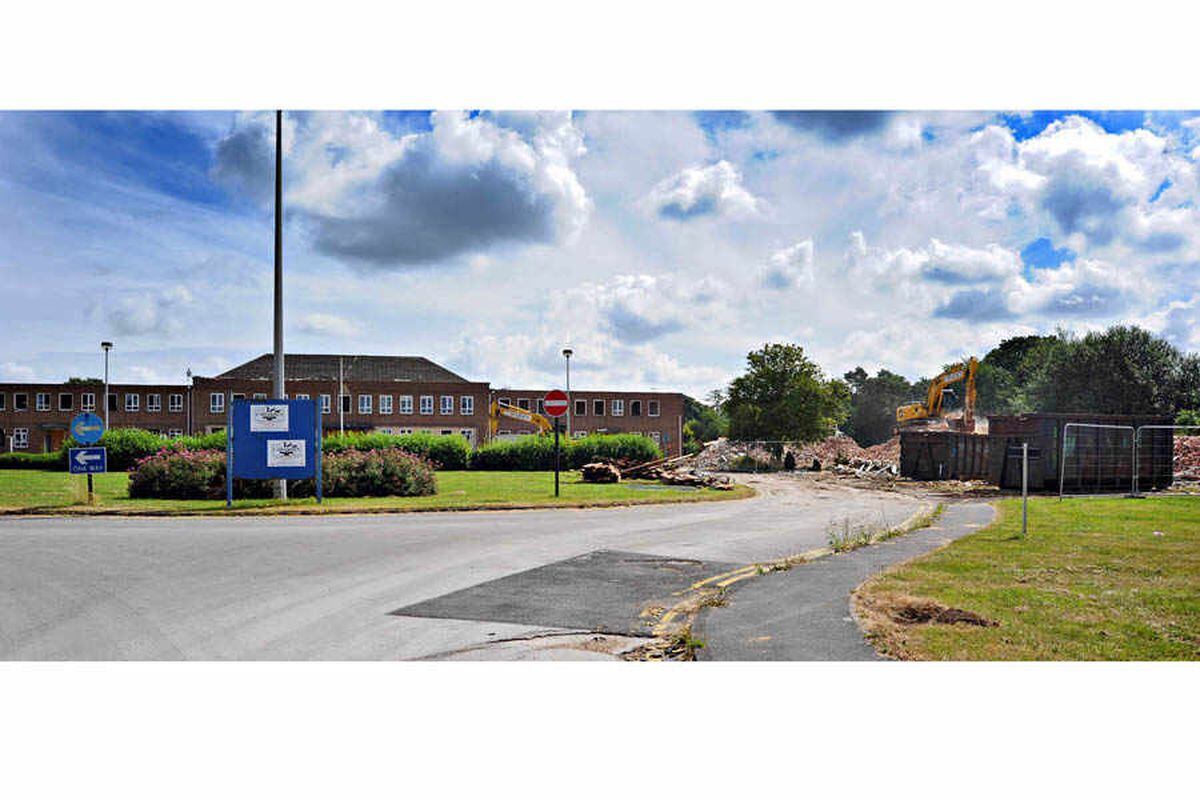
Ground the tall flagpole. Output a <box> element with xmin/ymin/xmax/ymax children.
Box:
<box><xmin>273</xmin><ymin>109</ymin><xmax>287</xmax><ymax>501</ymax></box>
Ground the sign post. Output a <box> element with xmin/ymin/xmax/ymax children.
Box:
<box><xmin>543</xmin><ymin>390</ymin><xmax>569</xmax><ymax>497</ymax></box>
<box><xmin>68</xmin><ymin>411</ymin><xmax>106</xmax><ymax>504</ymax></box>
<box><xmin>226</xmin><ymin>398</ymin><xmax>321</xmax><ymax>508</ymax></box>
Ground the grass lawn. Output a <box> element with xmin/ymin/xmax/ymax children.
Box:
<box><xmin>854</xmin><ymin>496</ymin><xmax>1200</xmax><ymax>660</ymax></box>
<box><xmin>0</xmin><ymin>469</ymin><xmax>751</xmax><ymax>515</ymax></box>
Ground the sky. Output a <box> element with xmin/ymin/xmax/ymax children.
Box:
<box><xmin>2</xmin><ymin>109</ymin><xmax>1200</xmax><ymax>396</ymax></box>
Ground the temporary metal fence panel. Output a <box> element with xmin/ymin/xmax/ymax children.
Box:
<box><xmin>1057</xmin><ymin>422</ymin><xmax>1136</xmax><ymax>498</ymax></box>
<box><xmin>1132</xmin><ymin>424</ymin><xmax>1193</xmax><ymax>495</ymax></box>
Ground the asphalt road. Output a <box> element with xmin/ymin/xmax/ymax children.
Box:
<box><xmin>0</xmin><ymin>474</ymin><xmax>924</xmax><ymax>660</ymax></box>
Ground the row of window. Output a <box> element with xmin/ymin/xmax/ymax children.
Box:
<box><xmin>208</xmin><ymin>393</ymin><xmax>476</xmax><ymax>417</ymax></box>
<box><xmin>2</xmin><ymin>426</ymin><xmax>187</xmax><ymax>450</ymax></box>
<box><xmin>499</xmin><ymin>397</ymin><xmax>660</xmax><ymax>418</ymax></box>
<box><xmin>0</xmin><ymin>392</ymin><xmax>184</xmax><ymax>413</ymax></box>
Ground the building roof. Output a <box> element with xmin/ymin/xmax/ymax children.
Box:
<box><xmin>215</xmin><ymin>354</ymin><xmax>470</xmax><ymax>383</ymax></box>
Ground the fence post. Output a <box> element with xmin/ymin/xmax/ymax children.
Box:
<box><xmin>1021</xmin><ymin>442</ymin><xmax>1029</xmax><ymax>538</ymax></box>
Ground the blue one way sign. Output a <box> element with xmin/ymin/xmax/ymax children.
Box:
<box><xmin>69</xmin><ymin>447</ymin><xmax>107</xmax><ymax>475</ymax></box>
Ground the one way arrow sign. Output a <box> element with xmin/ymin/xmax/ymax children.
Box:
<box><xmin>68</xmin><ymin>446</ymin><xmax>107</xmax><ymax>474</ymax></box>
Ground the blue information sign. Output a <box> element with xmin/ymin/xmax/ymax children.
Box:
<box><xmin>69</xmin><ymin>446</ymin><xmax>107</xmax><ymax>474</ymax></box>
<box><xmin>226</xmin><ymin>398</ymin><xmax>322</xmax><ymax>506</ymax></box>
<box><xmin>70</xmin><ymin>412</ymin><xmax>105</xmax><ymax>445</ymax></box>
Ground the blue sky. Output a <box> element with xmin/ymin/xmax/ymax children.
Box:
<box><xmin>2</xmin><ymin>109</ymin><xmax>1199</xmax><ymax>395</ymax></box>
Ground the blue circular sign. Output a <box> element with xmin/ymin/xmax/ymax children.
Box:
<box><xmin>70</xmin><ymin>412</ymin><xmax>105</xmax><ymax>445</ymax></box>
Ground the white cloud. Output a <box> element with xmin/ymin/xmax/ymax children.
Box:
<box><xmin>106</xmin><ymin>286</ymin><xmax>194</xmax><ymax>337</ymax></box>
<box><xmin>760</xmin><ymin>239</ymin><xmax>814</xmax><ymax>289</ymax></box>
<box><xmin>214</xmin><ymin>111</ymin><xmax>591</xmax><ymax>267</ymax></box>
<box><xmin>643</xmin><ymin>160</ymin><xmax>761</xmax><ymax>220</ymax></box>
<box><xmin>294</xmin><ymin>313</ymin><xmax>361</xmax><ymax>338</ymax></box>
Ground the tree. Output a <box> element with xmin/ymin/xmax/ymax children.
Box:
<box><xmin>843</xmin><ymin>368</ymin><xmax>915</xmax><ymax>446</ymax></box>
<box><xmin>1024</xmin><ymin>326</ymin><xmax>1185</xmax><ymax>414</ymax></box>
<box><xmin>722</xmin><ymin>343</ymin><xmax>850</xmax><ymax>442</ymax></box>
<box><xmin>975</xmin><ymin>334</ymin><xmax>1055</xmax><ymax>414</ymax></box>
<box><xmin>682</xmin><ymin>394</ymin><xmax>728</xmax><ymax>453</ymax></box>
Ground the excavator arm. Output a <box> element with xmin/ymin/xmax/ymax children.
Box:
<box><xmin>488</xmin><ymin>400</ymin><xmax>554</xmax><ymax>437</ymax></box>
<box><xmin>896</xmin><ymin>357</ymin><xmax>978</xmax><ymax>429</ymax></box>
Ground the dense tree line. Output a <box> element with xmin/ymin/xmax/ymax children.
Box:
<box><xmin>687</xmin><ymin>325</ymin><xmax>1200</xmax><ymax>448</ymax></box>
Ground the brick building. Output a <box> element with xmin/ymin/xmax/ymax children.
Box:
<box><xmin>1</xmin><ymin>353</ymin><xmax>688</xmax><ymax>457</ymax></box>
<box><xmin>0</xmin><ymin>380</ymin><xmax>189</xmax><ymax>453</ymax></box>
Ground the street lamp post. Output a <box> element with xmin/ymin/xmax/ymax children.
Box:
<box><xmin>101</xmin><ymin>341</ymin><xmax>113</xmax><ymax>430</ymax></box>
<box><xmin>273</xmin><ymin>108</ymin><xmax>287</xmax><ymax>501</ymax></box>
<box><xmin>562</xmin><ymin>347</ymin><xmax>573</xmax><ymax>437</ymax></box>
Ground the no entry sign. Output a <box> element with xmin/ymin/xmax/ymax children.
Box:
<box><xmin>543</xmin><ymin>389</ymin><xmax>569</xmax><ymax>417</ymax></box>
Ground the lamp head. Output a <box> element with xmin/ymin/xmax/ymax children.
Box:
<box><xmin>562</xmin><ymin>348</ymin><xmax>573</xmax><ymax>359</ymax></box>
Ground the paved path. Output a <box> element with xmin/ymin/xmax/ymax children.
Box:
<box><xmin>0</xmin><ymin>474</ymin><xmax>924</xmax><ymax>660</ymax></box>
<box><xmin>693</xmin><ymin>502</ymin><xmax>996</xmax><ymax>661</ymax></box>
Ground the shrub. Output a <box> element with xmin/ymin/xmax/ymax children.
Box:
<box><xmin>0</xmin><ymin>451</ymin><xmax>63</xmax><ymax>470</ymax></box>
<box><xmin>322</xmin><ymin>432</ymin><xmax>470</xmax><ymax>469</ymax></box>
<box><xmin>162</xmin><ymin>431</ymin><xmax>228</xmax><ymax>453</ymax></box>
<box><xmin>320</xmin><ymin>449</ymin><xmax>437</xmax><ymax>497</ymax></box>
<box><xmin>471</xmin><ymin>435</ymin><xmax>558</xmax><ymax>470</ymax></box>
<box><xmin>127</xmin><ymin>447</ymin><xmax>436</xmax><ymax>499</ymax></box>
<box><xmin>566</xmin><ymin>433</ymin><xmax>661</xmax><ymax>468</ymax></box>
<box><xmin>471</xmin><ymin>433</ymin><xmax>663</xmax><ymax>470</ymax></box>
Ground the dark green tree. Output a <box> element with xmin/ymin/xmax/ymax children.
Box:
<box><xmin>682</xmin><ymin>394</ymin><xmax>729</xmax><ymax>453</ymax></box>
<box><xmin>1024</xmin><ymin>326</ymin><xmax>1185</xmax><ymax>414</ymax></box>
<box><xmin>842</xmin><ymin>368</ymin><xmax>915</xmax><ymax>446</ymax></box>
<box><xmin>723</xmin><ymin>343</ymin><xmax>850</xmax><ymax>442</ymax></box>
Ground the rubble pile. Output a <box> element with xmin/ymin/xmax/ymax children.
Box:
<box><xmin>580</xmin><ymin>462</ymin><xmax>621</xmax><ymax>483</ymax></box>
<box><xmin>861</xmin><ymin>436</ymin><xmax>900</xmax><ymax>464</ymax></box>
<box><xmin>1174</xmin><ymin>436</ymin><xmax>1200</xmax><ymax>479</ymax></box>
<box><xmin>692</xmin><ymin>432</ymin><xmax>900</xmax><ymax>476</ymax></box>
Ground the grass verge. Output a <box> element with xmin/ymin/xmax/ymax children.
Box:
<box><xmin>0</xmin><ymin>469</ymin><xmax>752</xmax><ymax>515</ymax></box>
<box><xmin>853</xmin><ymin>496</ymin><xmax>1200</xmax><ymax>660</ymax></box>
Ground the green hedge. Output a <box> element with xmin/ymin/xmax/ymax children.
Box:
<box><xmin>60</xmin><ymin>427</ymin><xmax>169</xmax><ymax>471</ymax></box>
<box><xmin>321</xmin><ymin>432</ymin><xmax>470</xmax><ymax>470</ymax></box>
<box><xmin>0</xmin><ymin>451</ymin><xmax>63</xmax><ymax>470</ymax></box>
<box><xmin>128</xmin><ymin>448</ymin><xmax>437</xmax><ymax>500</ymax></box>
<box><xmin>470</xmin><ymin>433</ymin><xmax>662</xmax><ymax>471</ymax></box>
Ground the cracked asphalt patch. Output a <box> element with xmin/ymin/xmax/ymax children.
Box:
<box><xmin>392</xmin><ymin>549</ymin><xmax>741</xmax><ymax>637</ymax></box>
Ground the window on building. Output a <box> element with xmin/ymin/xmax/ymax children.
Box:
<box><xmin>630</xmin><ymin>400</ymin><xmax>642</xmax><ymax>417</ymax></box>
<box><xmin>146</xmin><ymin>394</ymin><xmax>161</xmax><ymax>412</ymax></box>
<box><xmin>498</xmin><ymin>396</ymin><xmax>511</xmax><ymax>407</ymax></box>
<box><xmin>169</xmin><ymin>394</ymin><xmax>183</xmax><ymax>412</ymax></box>
<box><xmin>420</xmin><ymin>395</ymin><xmax>434</xmax><ymax>415</ymax></box>
<box><xmin>398</xmin><ymin>427</ymin><xmax>413</xmax><ymax>435</ymax></box>
<box><xmin>252</xmin><ymin>393</ymin><xmax>267</xmax><ymax>400</ymax></box>
<box><xmin>107</xmin><ymin>393</ymin><xmax>118</xmax><ymax>412</ymax></box>
<box><xmin>168</xmin><ymin>429</ymin><xmax>184</xmax><ymax>438</ymax></box>
<box><xmin>36</xmin><ymin>393</ymin><xmax>50</xmax><ymax>411</ymax></box>
<box><xmin>379</xmin><ymin>395</ymin><xmax>393</xmax><ymax>414</ymax></box>
<box><xmin>14</xmin><ymin>393</ymin><xmax>28</xmax><ymax>411</ymax></box>
<box><xmin>59</xmin><ymin>393</ymin><xmax>74</xmax><ymax>411</ymax></box>
<box><xmin>0</xmin><ymin>393</ymin><xmax>6</xmax><ymax>411</ymax></box>
<box><xmin>612</xmin><ymin>399</ymin><xmax>624</xmax><ymax>416</ymax></box>
<box><xmin>358</xmin><ymin>394</ymin><xmax>372</xmax><ymax>414</ymax></box>
<box><xmin>649</xmin><ymin>431</ymin><xmax>662</xmax><ymax>446</ymax></box>
<box><xmin>295</xmin><ymin>393</ymin><xmax>310</xmax><ymax>401</ymax></box>
<box><xmin>340</xmin><ymin>395</ymin><xmax>351</xmax><ymax>414</ymax></box>
<box><xmin>320</xmin><ymin>394</ymin><xmax>331</xmax><ymax>414</ymax></box>
<box><xmin>440</xmin><ymin>395</ymin><xmax>454</xmax><ymax>415</ymax></box>
<box><xmin>649</xmin><ymin>400</ymin><xmax>660</xmax><ymax>417</ymax></box>
<box><xmin>574</xmin><ymin>399</ymin><xmax>586</xmax><ymax>416</ymax></box>
<box><xmin>460</xmin><ymin>396</ymin><xmax>474</xmax><ymax>416</ymax></box>
<box><xmin>517</xmin><ymin>397</ymin><xmax>530</xmax><ymax>411</ymax></box>
<box><xmin>125</xmin><ymin>393</ymin><xmax>139</xmax><ymax>412</ymax></box>
<box><xmin>460</xmin><ymin>429</ymin><xmax>474</xmax><ymax>443</ymax></box>
<box><xmin>536</xmin><ymin>399</ymin><xmax>546</xmax><ymax>415</ymax></box>
<box><xmin>12</xmin><ymin>428</ymin><xmax>29</xmax><ymax>449</ymax></box>
<box><xmin>593</xmin><ymin>399</ymin><xmax>604</xmax><ymax>416</ymax></box>
<box><xmin>81</xmin><ymin>393</ymin><xmax>95</xmax><ymax>411</ymax></box>
<box><xmin>399</xmin><ymin>395</ymin><xmax>414</xmax><ymax>415</ymax></box>
<box><xmin>231</xmin><ymin>393</ymin><xmax>246</xmax><ymax>402</ymax></box>
<box><xmin>572</xmin><ymin>430</ymin><xmax>587</xmax><ymax>439</ymax></box>
<box><xmin>439</xmin><ymin>429</ymin><xmax>453</xmax><ymax>436</ymax></box>
<box><xmin>210</xmin><ymin>393</ymin><xmax>225</xmax><ymax>414</ymax></box>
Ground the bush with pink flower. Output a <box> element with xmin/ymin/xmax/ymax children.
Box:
<box><xmin>128</xmin><ymin>447</ymin><xmax>436</xmax><ymax>500</ymax></box>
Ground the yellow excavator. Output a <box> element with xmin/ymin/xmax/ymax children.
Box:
<box><xmin>488</xmin><ymin>399</ymin><xmax>554</xmax><ymax>439</ymax></box>
<box><xmin>895</xmin><ymin>357</ymin><xmax>978</xmax><ymax>431</ymax></box>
